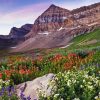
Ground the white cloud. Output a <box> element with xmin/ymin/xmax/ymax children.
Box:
<box><xmin>0</xmin><ymin>3</ymin><xmax>50</xmax><ymax>35</ymax></box>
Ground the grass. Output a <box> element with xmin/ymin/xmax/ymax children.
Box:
<box><xmin>66</xmin><ymin>29</ymin><xmax>100</xmax><ymax>50</ymax></box>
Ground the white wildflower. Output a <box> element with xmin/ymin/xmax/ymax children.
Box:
<box><xmin>73</xmin><ymin>98</ymin><xmax>80</xmax><ymax>100</ymax></box>
<box><xmin>80</xmin><ymin>85</ymin><xmax>83</xmax><ymax>88</ymax></box>
<box><xmin>88</xmin><ymin>82</ymin><xmax>92</xmax><ymax>85</ymax></box>
<box><xmin>85</xmin><ymin>74</ymin><xmax>88</xmax><ymax>78</ymax></box>
<box><xmin>54</xmin><ymin>94</ymin><xmax>59</xmax><ymax>98</ymax></box>
<box><xmin>94</xmin><ymin>96</ymin><xmax>98</xmax><ymax>99</ymax></box>
<box><xmin>88</xmin><ymin>85</ymin><xmax>93</xmax><ymax>90</ymax></box>
<box><xmin>73</xmin><ymin>80</ymin><xmax>76</xmax><ymax>83</ymax></box>
<box><xmin>0</xmin><ymin>79</ymin><xmax>3</xmax><ymax>83</ymax></box>
<box><xmin>67</xmin><ymin>80</ymin><xmax>71</xmax><ymax>87</ymax></box>
<box><xmin>83</xmin><ymin>79</ymin><xmax>85</xmax><ymax>83</ymax></box>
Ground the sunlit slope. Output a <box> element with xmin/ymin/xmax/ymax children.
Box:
<box><xmin>67</xmin><ymin>29</ymin><xmax>100</xmax><ymax>50</ymax></box>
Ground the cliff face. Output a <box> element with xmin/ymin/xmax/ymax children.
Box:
<box><xmin>34</xmin><ymin>4</ymin><xmax>72</xmax><ymax>31</ymax></box>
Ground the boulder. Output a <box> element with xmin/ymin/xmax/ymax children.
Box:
<box><xmin>16</xmin><ymin>73</ymin><xmax>55</xmax><ymax>100</ymax></box>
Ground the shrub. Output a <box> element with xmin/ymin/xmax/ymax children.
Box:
<box><xmin>39</xmin><ymin>66</ymin><xmax>100</xmax><ymax>100</ymax></box>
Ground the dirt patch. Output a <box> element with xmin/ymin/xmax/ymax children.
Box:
<box><xmin>80</xmin><ymin>39</ymin><xmax>98</xmax><ymax>45</ymax></box>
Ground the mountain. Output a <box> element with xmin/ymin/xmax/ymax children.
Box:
<box><xmin>0</xmin><ymin>2</ymin><xmax>100</xmax><ymax>51</ymax></box>
<box><xmin>9</xmin><ymin>24</ymin><xmax>33</xmax><ymax>38</ymax></box>
<box><xmin>0</xmin><ymin>24</ymin><xmax>33</xmax><ymax>49</ymax></box>
<box><xmin>26</xmin><ymin>4</ymin><xmax>76</xmax><ymax>38</ymax></box>
<box><xmin>72</xmin><ymin>2</ymin><xmax>100</xmax><ymax>25</ymax></box>
<box><xmin>12</xmin><ymin>2</ymin><xmax>100</xmax><ymax>52</ymax></box>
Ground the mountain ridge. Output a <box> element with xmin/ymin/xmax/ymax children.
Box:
<box><xmin>0</xmin><ymin>2</ymin><xmax>100</xmax><ymax>51</ymax></box>
<box><xmin>0</xmin><ymin>24</ymin><xmax>33</xmax><ymax>49</ymax></box>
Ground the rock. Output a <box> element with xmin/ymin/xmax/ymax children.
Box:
<box><xmin>16</xmin><ymin>73</ymin><xmax>55</xmax><ymax>100</ymax></box>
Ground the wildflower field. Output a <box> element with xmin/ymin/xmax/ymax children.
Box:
<box><xmin>0</xmin><ymin>29</ymin><xmax>100</xmax><ymax>100</ymax></box>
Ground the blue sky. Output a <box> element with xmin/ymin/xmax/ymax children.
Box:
<box><xmin>0</xmin><ymin>0</ymin><xmax>100</xmax><ymax>35</ymax></box>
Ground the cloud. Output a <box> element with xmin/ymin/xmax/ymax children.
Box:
<box><xmin>0</xmin><ymin>3</ymin><xmax>50</xmax><ymax>24</ymax></box>
<box><xmin>0</xmin><ymin>3</ymin><xmax>50</xmax><ymax>35</ymax></box>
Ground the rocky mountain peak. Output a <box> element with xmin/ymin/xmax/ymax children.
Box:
<box><xmin>34</xmin><ymin>4</ymin><xmax>71</xmax><ymax>25</ymax></box>
<box><xmin>48</xmin><ymin>4</ymin><xmax>57</xmax><ymax>8</ymax></box>
<box><xmin>26</xmin><ymin>4</ymin><xmax>73</xmax><ymax>37</ymax></box>
<box><xmin>45</xmin><ymin>4</ymin><xmax>70</xmax><ymax>12</ymax></box>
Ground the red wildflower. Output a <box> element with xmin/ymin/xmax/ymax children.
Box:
<box><xmin>4</xmin><ymin>70</ymin><xmax>11</xmax><ymax>77</ymax></box>
<box><xmin>19</xmin><ymin>69</ymin><xmax>26</xmax><ymax>74</ymax></box>
<box><xmin>25</xmin><ymin>70</ymin><xmax>31</xmax><ymax>74</ymax></box>
<box><xmin>37</xmin><ymin>56</ymin><xmax>43</xmax><ymax>61</ymax></box>
<box><xmin>0</xmin><ymin>73</ymin><xmax>2</xmax><ymax>78</ymax></box>
<box><xmin>67</xmin><ymin>53</ymin><xmax>77</xmax><ymax>59</ymax></box>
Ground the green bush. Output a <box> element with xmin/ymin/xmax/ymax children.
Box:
<box><xmin>40</xmin><ymin>66</ymin><xmax>100</xmax><ymax>100</ymax></box>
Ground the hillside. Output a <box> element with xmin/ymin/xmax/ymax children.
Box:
<box><xmin>43</xmin><ymin>29</ymin><xmax>100</xmax><ymax>57</ymax></box>
<box><xmin>67</xmin><ymin>29</ymin><xmax>100</xmax><ymax>50</ymax></box>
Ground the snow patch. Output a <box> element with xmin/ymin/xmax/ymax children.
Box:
<box><xmin>38</xmin><ymin>32</ymin><xmax>49</xmax><ymax>35</ymax></box>
<box><xmin>11</xmin><ymin>47</ymin><xmax>16</xmax><ymax>49</ymax></box>
<box><xmin>58</xmin><ymin>27</ymin><xmax>65</xmax><ymax>31</ymax></box>
<box><xmin>70</xmin><ymin>26</ymin><xmax>81</xmax><ymax>29</ymax></box>
<box><xmin>88</xmin><ymin>22</ymin><xmax>98</xmax><ymax>26</ymax></box>
<box><xmin>60</xmin><ymin>43</ymin><xmax>73</xmax><ymax>48</ymax></box>
<box><xmin>63</xmin><ymin>16</ymin><xmax>67</xmax><ymax>20</ymax></box>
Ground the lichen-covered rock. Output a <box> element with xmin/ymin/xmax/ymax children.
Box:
<box><xmin>16</xmin><ymin>73</ymin><xmax>55</xmax><ymax>100</ymax></box>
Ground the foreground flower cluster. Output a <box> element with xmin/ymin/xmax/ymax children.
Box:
<box><xmin>40</xmin><ymin>66</ymin><xmax>100</xmax><ymax>100</ymax></box>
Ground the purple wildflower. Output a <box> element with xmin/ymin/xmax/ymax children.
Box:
<box><xmin>20</xmin><ymin>87</ymin><xmax>24</xmax><ymax>92</ymax></box>
<box><xmin>0</xmin><ymin>92</ymin><xmax>3</xmax><ymax>96</ymax></box>
<box><xmin>27</xmin><ymin>96</ymin><xmax>31</xmax><ymax>100</ymax></box>
<box><xmin>20</xmin><ymin>92</ymin><xmax>25</xmax><ymax>99</ymax></box>
<box><xmin>8</xmin><ymin>92</ymin><xmax>12</xmax><ymax>97</ymax></box>
<box><xmin>11</xmin><ymin>86</ymin><xmax>15</xmax><ymax>93</ymax></box>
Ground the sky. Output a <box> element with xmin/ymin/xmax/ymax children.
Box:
<box><xmin>0</xmin><ymin>0</ymin><xmax>100</xmax><ymax>35</ymax></box>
